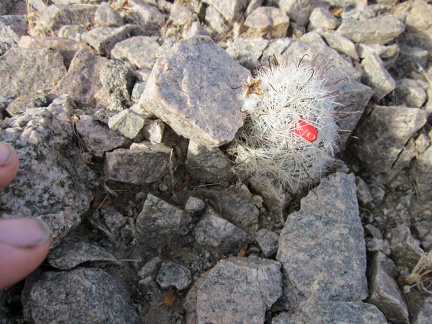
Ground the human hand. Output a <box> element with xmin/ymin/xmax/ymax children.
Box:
<box><xmin>0</xmin><ymin>142</ymin><xmax>51</xmax><ymax>290</ymax></box>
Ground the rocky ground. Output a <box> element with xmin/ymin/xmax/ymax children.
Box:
<box><xmin>0</xmin><ymin>0</ymin><xmax>431</xmax><ymax>323</ymax></box>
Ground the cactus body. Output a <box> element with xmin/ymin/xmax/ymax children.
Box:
<box><xmin>229</xmin><ymin>59</ymin><xmax>339</xmax><ymax>194</ymax></box>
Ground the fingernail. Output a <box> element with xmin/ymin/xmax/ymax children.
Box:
<box><xmin>0</xmin><ymin>218</ymin><xmax>51</xmax><ymax>248</ymax></box>
<box><xmin>0</xmin><ymin>142</ymin><xmax>13</xmax><ymax>167</ymax></box>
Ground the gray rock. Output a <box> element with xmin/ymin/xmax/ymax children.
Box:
<box><xmin>403</xmin><ymin>0</ymin><xmax>432</xmax><ymax>59</ymax></box>
<box><xmin>99</xmin><ymin>206</ymin><xmax>128</xmax><ymax>234</ymax></box>
<box><xmin>57</xmin><ymin>24</ymin><xmax>86</xmax><ymax>42</ymax></box>
<box><xmin>203</xmin><ymin>4</ymin><xmax>231</xmax><ymax>37</ymax></box>
<box><xmin>48</xmin><ymin>239</ymin><xmax>117</xmax><ymax>270</ymax></box>
<box><xmin>126</xmin><ymin>0</ymin><xmax>166</xmax><ymax>36</ymax></box>
<box><xmin>22</xmin><ymin>268</ymin><xmax>138</xmax><ymax>323</ymax></box>
<box><xmin>395</xmin><ymin>78</ymin><xmax>427</xmax><ymax>108</ymax></box>
<box><xmin>136</xmin><ymin>193</ymin><xmax>191</xmax><ymax>247</ymax></box>
<box><xmin>138</xmin><ymin>256</ymin><xmax>162</xmax><ymax>278</ymax></box>
<box><xmin>277</xmin><ymin>0</ymin><xmax>317</xmax><ymax>26</ymax></box>
<box><xmin>365</xmin><ymin>224</ymin><xmax>390</xmax><ymax>255</ymax></box>
<box><xmin>0</xmin><ymin>97</ymin><xmax>96</xmax><ymax>244</ymax></box>
<box><xmin>94</xmin><ymin>2</ymin><xmax>124</xmax><ymax>27</ymax></box>
<box><xmin>353</xmin><ymin>105</ymin><xmax>427</xmax><ymax>176</ymax></box>
<box><xmin>273</xmin><ymin>301</ymin><xmax>386</xmax><ymax>323</ymax></box>
<box><xmin>226</xmin><ymin>37</ymin><xmax>269</xmax><ymax>69</ymax></box>
<box><xmin>139</xmin><ymin>36</ymin><xmax>249</xmax><ymax>148</ymax></box>
<box><xmin>415</xmin><ymin>221</ymin><xmax>432</xmax><ymax>251</ymax></box>
<box><xmin>100</xmin><ymin>59</ymin><xmax>134</xmax><ymax>104</ymax></box>
<box><xmin>193</xmin><ymin>207</ymin><xmax>251</xmax><ymax>255</ymax></box>
<box><xmin>413</xmin><ymin>296</ymin><xmax>432</xmax><ymax>324</ymax></box>
<box><xmin>49</xmin><ymin>48</ymin><xmax>110</xmax><ymax>109</ymax></box>
<box><xmin>41</xmin><ymin>4</ymin><xmax>97</xmax><ymax>31</ymax></box>
<box><xmin>243</xmin><ymin>7</ymin><xmax>289</xmax><ymax>38</ymax></box>
<box><xmin>185</xmin><ymin>141</ymin><xmax>236</xmax><ymax>185</ymax></box>
<box><xmin>0</xmin><ymin>0</ymin><xmax>18</xmax><ymax>15</ymax></box>
<box><xmin>6</xmin><ymin>91</ymin><xmax>48</xmax><ymax>116</ymax></box>
<box><xmin>411</xmin><ymin>134</ymin><xmax>432</xmax><ymax>201</ymax></box>
<box><xmin>184</xmin><ymin>196</ymin><xmax>206</xmax><ymax>213</ymax></box>
<box><xmin>256</xmin><ymin>228</ymin><xmax>279</xmax><ymax>258</ymax></box>
<box><xmin>367</xmin><ymin>252</ymin><xmax>410</xmax><ymax>324</ymax></box>
<box><xmin>108</xmin><ymin>109</ymin><xmax>146</xmax><ymax>138</ymax></box>
<box><xmin>75</xmin><ymin>114</ymin><xmax>129</xmax><ymax>157</ymax></box>
<box><xmin>277</xmin><ymin>172</ymin><xmax>368</xmax><ymax>301</ymax></box>
<box><xmin>261</xmin><ymin>37</ymin><xmax>292</xmax><ymax>62</ymax></box>
<box><xmin>355</xmin><ymin>176</ymin><xmax>373</xmax><ymax>206</ymax></box>
<box><xmin>0</xmin><ymin>15</ymin><xmax>27</xmax><ymax>44</ymax></box>
<box><xmin>156</xmin><ymin>261</ymin><xmax>192</xmax><ymax>291</ymax></box>
<box><xmin>337</xmin><ymin>14</ymin><xmax>405</xmax><ymax>45</ymax></box>
<box><xmin>390</xmin><ymin>225</ymin><xmax>424</xmax><ymax>270</ymax></box>
<box><xmin>202</xmin><ymin>0</ymin><xmax>249</xmax><ymax>22</ymax></box>
<box><xmin>308</xmin><ymin>7</ymin><xmax>339</xmax><ymax>31</ymax></box>
<box><xmin>0</xmin><ymin>47</ymin><xmax>66</xmax><ymax>99</ymax></box>
<box><xmin>82</xmin><ymin>24</ymin><xmax>142</xmax><ymax>56</ymax></box>
<box><xmin>104</xmin><ymin>142</ymin><xmax>173</xmax><ymax>184</ymax></box>
<box><xmin>111</xmin><ymin>36</ymin><xmax>161</xmax><ymax>70</ymax></box>
<box><xmin>320</xmin><ymin>31</ymin><xmax>359</xmax><ymax>60</ymax></box>
<box><xmin>361</xmin><ymin>52</ymin><xmax>395</xmax><ymax>101</ymax></box>
<box><xmin>395</xmin><ymin>45</ymin><xmax>429</xmax><ymax>78</ymax></box>
<box><xmin>186</xmin><ymin>256</ymin><xmax>282</xmax><ymax>323</ymax></box>
<box><xmin>131</xmin><ymin>81</ymin><xmax>146</xmax><ymax>101</ymax></box>
<box><xmin>163</xmin><ymin>2</ymin><xmax>198</xmax><ymax>40</ymax></box>
<box><xmin>142</xmin><ymin>118</ymin><xmax>165</xmax><ymax>143</ymax></box>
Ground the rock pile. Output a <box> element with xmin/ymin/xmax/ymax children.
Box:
<box><xmin>0</xmin><ymin>0</ymin><xmax>431</xmax><ymax>323</ymax></box>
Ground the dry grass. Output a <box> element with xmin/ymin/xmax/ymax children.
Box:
<box><xmin>404</xmin><ymin>250</ymin><xmax>432</xmax><ymax>294</ymax></box>
<box><xmin>25</xmin><ymin>0</ymin><xmax>53</xmax><ymax>37</ymax></box>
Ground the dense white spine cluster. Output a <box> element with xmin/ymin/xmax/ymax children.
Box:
<box><xmin>229</xmin><ymin>58</ymin><xmax>339</xmax><ymax>194</ymax></box>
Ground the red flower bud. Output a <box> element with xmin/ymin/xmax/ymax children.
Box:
<box><xmin>294</xmin><ymin>120</ymin><xmax>318</xmax><ymax>142</ymax></box>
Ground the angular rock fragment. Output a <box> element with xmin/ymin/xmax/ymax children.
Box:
<box><xmin>6</xmin><ymin>91</ymin><xmax>48</xmax><ymax>116</ymax></box>
<box><xmin>395</xmin><ymin>78</ymin><xmax>427</xmax><ymax>108</ymax></box>
<box><xmin>277</xmin><ymin>0</ymin><xmax>317</xmax><ymax>26</ymax></box>
<box><xmin>108</xmin><ymin>109</ymin><xmax>146</xmax><ymax>138</ymax></box>
<box><xmin>104</xmin><ymin>142</ymin><xmax>173</xmax><ymax>184</ymax></box>
<box><xmin>193</xmin><ymin>207</ymin><xmax>251</xmax><ymax>255</ymax></box>
<box><xmin>412</xmin><ymin>296</ymin><xmax>432</xmax><ymax>324</ymax></box>
<box><xmin>320</xmin><ymin>31</ymin><xmax>359</xmax><ymax>60</ymax></box>
<box><xmin>277</xmin><ymin>172</ymin><xmax>368</xmax><ymax>301</ymax></box>
<box><xmin>256</xmin><ymin>228</ymin><xmax>279</xmax><ymax>258</ymax></box>
<box><xmin>156</xmin><ymin>261</ymin><xmax>192</xmax><ymax>291</ymax></box>
<box><xmin>22</xmin><ymin>268</ymin><xmax>138</xmax><ymax>323</ymax></box>
<box><xmin>94</xmin><ymin>2</ymin><xmax>123</xmax><ymax>27</ymax></box>
<box><xmin>202</xmin><ymin>0</ymin><xmax>249</xmax><ymax>22</ymax></box>
<box><xmin>308</xmin><ymin>7</ymin><xmax>338</xmax><ymax>31</ymax></box>
<box><xmin>243</xmin><ymin>7</ymin><xmax>289</xmax><ymax>38</ymax></box>
<box><xmin>403</xmin><ymin>0</ymin><xmax>432</xmax><ymax>59</ymax></box>
<box><xmin>367</xmin><ymin>252</ymin><xmax>410</xmax><ymax>324</ymax></box>
<box><xmin>361</xmin><ymin>52</ymin><xmax>395</xmax><ymax>101</ymax></box>
<box><xmin>411</xmin><ymin>143</ymin><xmax>432</xmax><ymax>201</ymax></box>
<box><xmin>41</xmin><ymin>4</ymin><xmax>97</xmax><ymax>31</ymax></box>
<box><xmin>127</xmin><ymin>0</ymin><xmax>166</xmax><ymax>36</ymax></box>
<box><xmin>353</xmin><ymin>105</ymin><xmax>427</xmax><ymax>175</ymax></box>
<box><xmin>0</xmin><ymin>15</ymin><xmax>27</xmax><ymax>44</ymax></box>
<box><xmin>337</xmin><ymin>14</ymin><xmax>405</xmax><ymax>45</ymax></box>
<box><xmin>186</xmin><ymin>256</ymin><xmax>282</xmax><ymax>323</ymax></box>
<box><xmin>184</xmin><ymin>196</ymin><xmax>206</xmax><ymax>213</ymax></box>
<box><xmin>390</xmin><ymin>225</ymin><xmax>424</xmax><ymax>270</ymax></box>
<box><xmin>139</xmin><ymin>36</ymin><xmax>249</xmax><ymax>148</ymax></box>
<box><xmin>226</xmin><ymin>37</ymin><xmax>269</xmax><ymax>69</ymax></box>
<box><xmin>0</xmin><ymin>47</ymin><xmax>66</xmax><ymax>99</ymax></box>
<box><xmin>111</xmin><ymin>36</ymin><xmax>161</xmax><ymax>70</ymax></box>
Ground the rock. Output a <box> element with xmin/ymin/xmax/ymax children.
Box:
<box><xmin>202</xmin><ymin>0</ymin><xmax>249</xmax><ymax>22</ymax></box>
<box><xmin>243</xmin><ymin>7</ymin><xmax>289</xmax><ymax>38</ymax></box>
<box><xmin>273</xmin><ymin>301</ymin><xmax>386</xmax><ymax>323</ymax></box>
<box><xmin>395</xmin><ymin>45</ymin><xmax>429</xmax><ymax>78</ymax></box>
<box><xmin>320</xmin><ymin>31</ymin><xmax>359</xmax><ymax>60</ymax></box>
<box><xmin>0</xmin><ymin>0</ymin><xmax>18</xmax><ymax>15</ymax></box>
<box><xmin>156</xmin><ymin>261</ymin><xmax>192</xmax><ymax>291</ymax></box>
<box><xmin>49</xmin><ymin>48</ymin><xmax>110</xmax><ymax>109</ymax></box>
<box><xmin>0</xmin><ymin>97</ymin><xmax>96</xmax><ymax>244</ymax></box>
<box><xmin>108</xmin><ymin>109</ymin><xmax>146</xmax><ymax>137</ymax></box>
<box><xmin>184</xmin><ymin>196</ymin><xmax>206</xmax><ymax>213</ymax></box>
<box><xmin>75</xmin><ymin>114</ymin><xmax>129</xmax><ymax>157</ymax></box>
<box><xmin>57</xmin><ymin>24</ymin><xmax>86</xmax><ymax>42</ymax></box>
<box><xmin>361</xmin><ymin>52</ymin><xmax>395</xmax><ymax>101</ymax></box>
<box><xmin>41</xmin><ymin>4</ymin><xmax>97</xmax><ymax>31</ymax></box>
<box><xmin>308</xmin><ymin>7</ymin><xmax>339</xmax><ymax>31</ymax></box>
<box><xmin>413</xmin><ymin>296</ymin><xmax>432</xmax><ymax>324</ymax></box>
<box><xmin>403</xmin><ymin>0</ymin><xmax>432</xmax><ymax>59</ymax></box>
<box><xmin>131</xmin><ymin>81</ymin><xmax>146</xmax><ymax>101</ymax></box>
<box><xmin>111</xmin><ymin>36</ymin><xmax>161</xmax><ymax>70</ymax></box>
<box><xmin>193</xmin><ymin>207</ymin><xmax>251</xmax><ymax>255</ymax></box>
<box><xmin>94</xmin><ymin>2</ymin><xmax>124</xmax><ymax>27</ymax></box>
<box><xmin>186</xmin><ymin>256</ymin><xmax>282</xmax><ymax>323</ymax></box>
<box><xmin>163</xmin><ymin>2</ymin><xmax>198</xmax><ymax>40</ymax></box>
<box><xmin>185</xmin><ymin>141</ymin><xmax>236</xmax><ymax>185</ymax></box>
<box><xmin>225</xmin><ymin>37</ymin><xmax>269</xmax><ymax>69</ymax></box>
<box><xmin>138</xmin><ymin>256</ymin><xmax>162</xmax><ymax>278</ymax></box>
<box><xmin>22</xmin><ymin>268</ymin><xmax>138</xmax><ymax>323</ymax></box>
<box><xmin>6</xmin><ymin>91</ymin><xmax>48</xmax><ymax>116</ymax></box>
<box><xmin>82</xmin><ymin>24</ymin><xmax>142</xmax><ymax>56</ymax></box>
<box><xmin>127</xmin><ymin>0</ymin><xmax>166</xmax><ymax>36</ymax></box>
<box><xmin>367</xmin><ymin>252</ymin><xmax>410</xmax><ymax>324</ymax></box>
<box><xmin>261</xmin><ymin>37</ymin><xmax>292</xmax><ymax>62</ymax></box>
<box><xmin>136</xmin><ymin>193</ymin><xmax>191</xmax><ymax>248</ymax></box>
<box><xmin>353</xmin><ymin>105</ymin><xmax>427</xmax><ymax>176</ymax></box>
<box><xmin>99</xmin><ymin>206</ymin><xmax>128</xmax><ymax>235</ymax></box>
<box><xmin>256</xmin><ymin>228</ymin><xmax>279</xmax><ymax>258</ymax></box>
<box><xmin>48</xmin><ymin>239</ymin><xmax>117</xmax><ymax>270</ymax></box>
<box><xmin>142</xmin><ymin>118</ymin><xmax>165</xmax><ymax>143</ymax></box>
<box><xmin>365</xmin><ymin>224</ymin><xmax>391</xmax><ymax>255</ymax></box>
<box><xmin>0</xmin><ymin>47</ymin><xmax>66</xmax><ymax>99</ymax></box>
<box><xmin>337</xmin><ymin>14</ymin><xmax>405</xmax><ymax>45</ymax></box>
<box><xmin>389</xmin><ymin>225</ymin><xmax>424</xmax><ymax>270</ymax></box>
<box><xmin>0</xmin><ymin>15</ymin><xmax>27</xmax><ymax>44</ymax></box>
<box><xmin>277</xmin><ymin>172</ymin><xmax>368</xmax><ymax>301</ymax></box>
<box><xmin>100</xmin><ymin>59</ymin><xmax>134</xmax><ymax>105</ymax></box>
<box><xmin>415</xmin><ymin>221</ymin><xmax>432</xmax><ymax>251</ymax></box>
<box><xmin>104</xmin><ymin>142</ymin><xmax>174</xmax><ymax>184</ymax></box>
<box><xmin>277</xmin><ymin>0</ymin><xmax>317</xmax><ymax>27</ymax></box>
<box><xmin>139</xmin><ymin>36</ymin><xmax>249</xmax><ymax>148</ymax></box>
<box><xmin>395</xmin><ymin>78</ymin><xmax>427</xmax><ymax>108</ymax></box>
<box><xmin>355</xmin><ymin>176</ymin><xmax>373</xmax><ymax>206</ymax></box>
<box><xmin>203</xmin><ymin>4</ymin><xmax>231</xmax><ymax>37</ymax></box>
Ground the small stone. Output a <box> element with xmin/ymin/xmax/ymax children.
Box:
<box><xmin>256</xmin><ymin>228</ymin><xmax>279</xmax><ymax>257</ymax></box>
<box><xmin>184</xmin><ymin>196</ymin><xmax>206</xmax><ymax>213</ymax></box>
<box><xmin>204</xmin><ymin>4</ymin><xmax>231</xmax><ymax>36</ymax></box>
<box><xmin>94</xmin><ymin>2</ymin><xmax>123</xmax><ymax>27</ymax></box>
<box><xmin>411</xmin><ymin>139</ymin><xmax>432</xmax><ymax>201</ymax></box>
<box><xmin>355</xmin><ymin>176</ymin><xmax>373</xmax><ymax>206</ymax></box>
<box><xmin>414</xmin><ymin>221</ymin><xmax>432</xmax><ymax>251</ymax></box>
<box><xmin>143</xmin><ymin>119</ymin><xmax>165</xmax><ymax>143</ymax></box>
<box><xmin>308</xmin><ymin>7</ymin><xmax>338</xmax><ymax>31</ymax></box>
<box><xmin>156</xmin><ymin>262</ymin><xmax>192</xmax><ymax>291</ymax></box>
<box><xmin>41</xmin><ymin>4</ymin><xmax>97</xmax><ymax>31</ymax></box>
<box><xmin>403</xmin><ymin>0</ymin><xmax>432</xmax><ymax>58</ymax></box>
<box><xmin>138</xmin><ymin>256</ymin><xmax>162</xmax><ymax>278</ymax></box>
<box><xmin>395</xmin><ymin>45</ymin><xmax>429</xmax><ymax>78</ymax></box>
<box><xmin>361</xmin><ymin>52</ymin><xmax>395</xmax><ymax>101</ymax></box>
<box><xmin>278</xmin><ymin>0</ymin><xmax>317</xmax><ymax>27</ymax></box>
<box><xmin>225</xmin><ymin>37</ymin><xmax>269</xmax><ymax>69</ymax></box>
<box><xmin>100</xmin><ymin>59</ymin><xmax>134</xmax><ymax>103</ymax></box>
<box><xmin>243</xmin><ymin>7</ymin><xmax>289</xmax><ymax>38</ymax></box>
<box><xmin>0</xmin><ymin>15</ymin><xmax>27</xmax><ymax>44</ymax></box>
<box><xmin>100</xmin><ymin>206</ymin><xmax>128</xmax><ymax>234</ymax></box>
<box><xmin>131</xmin><ymin>81</ymin><xmax>146</xmax><ymax>101</ymax></box>
<box><xmin>202</xmin><ymin>0</ymin><xmax>249</xmax><ymax>22</ymax></box>
<box><xmin>6</xmin><ymin>92</ymin><xmax>48</xmax><ymax>116</ymax></box>
<box><xmin>108</xmin><ymin>109</ymin><xmax>146</xmax><ymax>139</ymax></box>
<box><xmin>127</xmin><ymin>0</ymin><xmax>166</xmax><ymax>36</ymax></box>
<box><xmin>395</xmin><ymin>78</ymin><xmax>427</xmax><ymax>108</ymax></box>
<box><xmin>389</xmin><ymin>225</ymin><xmax>424</xmax><ymax>270</ymax></box>
<box><xmin>412</xmin><ymin>296</ymin><xmax>432</xmax><ymax>324</ymax></box>
<box><xmin>320</xmin><ymin>31</ymin><xmax>359</xmax><ymax>60</ymax></box>
<box><xmin>111</xmin><ymin>36</ymin><xmax>161</xmax><ymax>70</ymax></box>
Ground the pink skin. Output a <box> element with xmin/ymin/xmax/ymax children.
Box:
<box><xmin>0</xmin><ymin>142</ymin><xmax>51</xmax><ymax>290</ymax></box>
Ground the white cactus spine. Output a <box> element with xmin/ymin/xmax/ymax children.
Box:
<box><xmin>229</xmin><ymin>58</ymin><xmax>340</xmax><ymax>194</ymax></box>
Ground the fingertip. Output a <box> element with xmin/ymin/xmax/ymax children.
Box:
<box><xmin>0</xmin><ymin>142</ymin><xmax>19</xmax><ymax>190</ymax></box>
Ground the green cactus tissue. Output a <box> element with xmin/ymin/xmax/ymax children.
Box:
<box><xmin>228</xmin><ymin>57</ymin><xmax>339</xmax><ymax>194</ymax></box>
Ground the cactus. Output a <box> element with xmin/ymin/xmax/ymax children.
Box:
<box><xmin>228</xmin><ymin>57</ymin><xmax>339</xmax><ymax>194</ymax></box>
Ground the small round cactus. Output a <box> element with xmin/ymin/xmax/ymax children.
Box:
<box><xmin>228</xmin><ymin>56</ymin><xmax>339</xmax><ymax>194</ymax></box>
